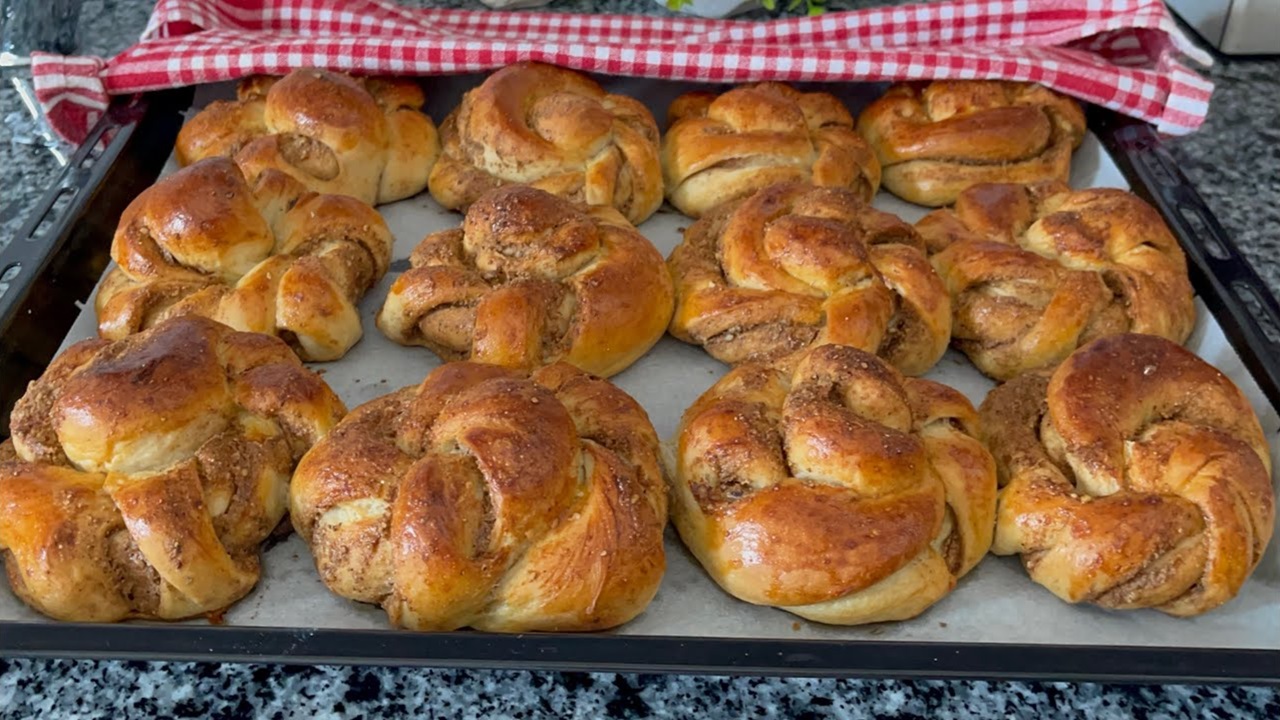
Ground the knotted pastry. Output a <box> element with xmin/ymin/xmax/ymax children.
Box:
<box><xmin>95</xmin><ymin>157</ymin><xmax>393</xmax><ymax>361</ymax></box>
<box><xmin>176</xmin><ymin>68</ymin><xmax>439</xmax><ymax>205</ymax></box>
<box><xmin>670</xmin><ymin>343</ymin><xmax>996</xmax><ymax>625</ymax></box>
<box><xmin>982</xmin><ymin>334</ymin><xmax>1274</xmax><ymax>616</ymax></box>
<box><xmin>428</xmin><ymin>62</ymin><xmax>663</xmax><ymax>224</ymax></box>
<box><xmin>857</xmin><ymin>81</ymin><xmax>1086</xmax><ymax>207</ymax></box>
<box><xmin>290</xmin><ymin>361</ymin><xmax>667</xmax><ymax>632</ymax></box>
<box><xmin>378</xmin><ymin>185</ymin><xmax>673</xmax><ymax>378</ymax></box>
<box><xmin>668</xmin><ymin>182</ymin><xmax>950</xmax><ymax>375</ymax></box>
<box><xmin>662</xmin><ymin>82</ymin><xmax>881</xmax><ymax>218</ymax></box>
<box><xmin>919</xmin><ymin>181</ymin><xmax>1195</xmax><ymax>380</ymax></box>
<box><xmin>0</xmin><ymin>316</ymin><xmax>345</xmax><ymax>622</ymax></box>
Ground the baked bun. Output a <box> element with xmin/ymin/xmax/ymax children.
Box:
<box><xmin>0</xmin><ymin>316</ymin><xmax>345</xmax><ymax>622</ymax></box>
<box><xmin>378</xmin><ymin>185</ymin><xmax>673</xmax><ymax>378</ymax></box>
<box><xmin>668</xmin><ymin>182</ymin><xmax>950</xmax><ymax>375</ymax></box>
<box><xmin>982</xmin><ymin>334</ymin><xmax>1274</xmax><ymax>616</ymax></box>
<box><xmin>95</xmin><ymin>157</ymin><xmax>393</xmax><ymax>361</ymax></box>
<box><xmin>290</xmin><ymin>361</ymin><xmax>667</xmax><ymax>632</ymax></box>
<box><xmin>176</xmin><ymin>69</ymin><xmax>439</xmax><ymax>205</ymax></box>
<box><xmin>428</xmin><ymin>62</ymin><xmax>663</xmax><ymax>224</ymax></box>
<box><xmin>661</xmin><ymin>82</ymin><xmax>881</xmax><ymax>217</ymax></box>
<box><xmin>919</xmin><ymin>181</ymin><xmax>1195</xmax><ymax>380</ymax></box>
<box><xmin>857</xmin><ymin>81</ymin><xmax>1086</xmax><ymax>207</ymax></box>
<box><xmin>670</xmin><ymin>344</ymin><xmax>996</xmax><ymax>625</ymax></box>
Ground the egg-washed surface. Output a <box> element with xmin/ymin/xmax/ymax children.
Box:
<box><xmin>3</xmin><ymin>77</ymin><xmax>1276</xmax><ymax>652</ymax></box>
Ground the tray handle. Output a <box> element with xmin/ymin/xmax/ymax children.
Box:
<box><xmin>1</xmin><ymin>109</ymin><xmax>120</xmax><ymax>311</ymax></box>
<box><xmin>0</xmin><ymin>88</ymin><xmax>192</xmax><ymax>436</ymax></box>
<box><xmin>1093</xmin><ymin>111</ymin><xmax>1280</xmax><ymax>411</ymax></box>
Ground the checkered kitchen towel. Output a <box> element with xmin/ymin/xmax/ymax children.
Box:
<box><xmin>31</xmin><ymin>0</ymin><xmax>1214</xmax><ymax>145</ymax></box>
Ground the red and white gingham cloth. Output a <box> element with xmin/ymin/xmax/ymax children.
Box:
<box><xmin>31</xmin><ymin>0</ymin><xmax>1214</xmax><ymax>145</ymax></box>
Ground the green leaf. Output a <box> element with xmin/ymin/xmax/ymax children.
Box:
<box><xmin>760</xmin><ymin>0</ymin><xmax>825</xmax><ymax>15</ymax></box>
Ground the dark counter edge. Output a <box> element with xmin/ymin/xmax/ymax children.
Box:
<box><xmin>2</xmin><ymin>93</ymin><xmax>1280</xmax><ymax>683</ymax></box>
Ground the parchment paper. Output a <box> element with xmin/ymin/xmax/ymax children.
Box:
<box><xmin>2</xmin><ymin>76</ymin><xmax>1276</xmax><ymax>650</ymax></box>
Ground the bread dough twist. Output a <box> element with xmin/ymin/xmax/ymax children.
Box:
<box><xmin>920</xmin><ymin>181</ymin><xmax>1195</xmax><ymax>380</ymax></box>
<box><xmin>176</xmin><ymin>69</ymin><xmax>439</xmax><ymax>205</ymax></box>
<box><xmin>0</xmin><ymin>317</ymin><xmax>345</xmax><ymax>621</ymax></box>
<box><xmin>668</xmin><ymin>182</ymin><xmax>951</xmax><ymax>375</ymax></box>
<box><xmin>290</xmin><ymin>361</ymin><xmax>667</xmax><ymax>631</ymax></box>
<box><xmin>670</xmin><ymin>344</ymin><xmax>996</xmax><ymax>625</ymax></box>
<box><xmin>661</xmin><ymin>82</ymin><xmax>881</xmax><ymax>217</ymax></box>
<box><xmin>378</xmin><ymin>185</ymin><xmax>672</xmax><ymax>377</ymax></box>
<box><xmin>858</xmin><ymin>81</ymin><xmax>1085</xmax><ymax>206</ymax></box>
<box><xmin>96</xmin><ymin>158</ymin><xmax>393</xmax><ymax>361</ymax></box>
<box><xmin>427</xmin><ymin>62</ymin><xmax>663</xmax><ymax>224</ymax></box>
<box><xmin>981</xmin><ymin>333</ymin><xmax>1274</xmax><ymax>616</ymax></box>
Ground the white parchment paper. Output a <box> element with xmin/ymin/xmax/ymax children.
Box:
<box><xmin>2</xmin><ymin>76</ymin><xmax>1276</xmax><ymax>651</ymax></box>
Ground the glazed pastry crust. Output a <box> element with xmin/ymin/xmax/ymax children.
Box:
<box><xmin>668</xmin><ymin>182</ymin><xmax>951</xmax><ymax>376</ymax></box>
<box><xmin>669</xmin><ymin>344</ymin><xmax>996</xmax><ymax>625</ymax></box>
<box><xmin>858</xmin><ymin>81</ymin><xmax>1085</xmax><ymax>207</ymax></box>
<box><xmin>378</xmin><ymin>185</ymin><xmax>673</xmax><ymax>378</ymax></box>
<box><xmin>176</xmin><ymin>69</ymin><xmax>439</xmax><ymax>205</ymax></box>
<box><xmin>919</xmin><ymin>181</ymin><xmax>1195</xmax><ymax>380</ymax></box>
<box><xmin>290</xmin><ymin>361</ymin><xmax>668</xmax><ymax>632</ymax></box>
<box><xmin>427</xmin><ymin>62</ymin><xmax>663</xmax><ymax>224</ymax></box>
<box><xmin>662</xmin><ymin>82</ymin><xmax>880</xmax><ymax>217</ymax></box>
<box><xmin>0</xmin><ymin>317</ymin><xmax>345</xmax><ymax>622</ymax></box>
<box><xmin>981</xmin><ymin>333</ymin><xmax>1274</xmax><ymax>616</ymax></box>
<box><xmin>95</xmin><ymin>157</ymin><xmax>393</xmax><ymax>361</ymax></box>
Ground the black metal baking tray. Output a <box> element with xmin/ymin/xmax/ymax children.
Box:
<box><xmin>1</xmin><ymin>86</ymin><xmax>1279</xmax><ymax>684</ymax></box>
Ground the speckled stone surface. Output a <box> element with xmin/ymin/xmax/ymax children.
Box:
<box><xmin>2</xmin><ymin>661</ymin><xmax>1279</xmax><ymax>718</ymax></box>
<box><xmin>2</xmin><ymin>1</ymin><xmax>1280</xmax><ymax>717</ymax></box>
<box><xmin>1164</xmin><ymin>58</ymin><xmax>1280</xmax><ymax>295</ymax></box>
<box><xmin>1</xmin><ymin>0</ymin><xmax>154</xmax><ymax>243</ymax></box>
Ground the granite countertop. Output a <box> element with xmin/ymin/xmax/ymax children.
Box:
<box><xmin>3</xmin><ymin>1</ymin><xmax>1280</xmax><ymax>717</ymax></box>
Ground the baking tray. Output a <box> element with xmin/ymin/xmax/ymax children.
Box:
<box><xmin>2</xmin><ymin>75</ymin><xmax>1279</xmax><ymax>684</ymax></box>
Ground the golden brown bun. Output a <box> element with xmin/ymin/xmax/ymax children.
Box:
<box><xmin>95</xmin><ymin>157</ymin><xmax>393</xmax><ymax>361</ymax></box>
<box><xmin>176</xmin><ymin>69</ymin><xmax>439</xmax><ymax>205</ymax></box>
<box><xmin>428</xmin><ymin>62</ymin><xmax>663</xmax><ymax>224</ymax></box>
<box><xmin>668</xmin><ymin>182</ymin><xmax>951</xmax><ymax>375</ymax></box>
<box><xmin>857</xmin><ymin>81</ymin><xmax>1086</xmax><ymax>207</ymax></box>
<box><xmin>662</xmin><ymin>82</ymin><xmax>881</xmax><ymax>217</ymax></box>
<box><xmin>290</xmin><ymin>361</ymin><xmax>667</xmax><ymax>632</ymax></box>
<box><xmin>378</xmin><ymin>185</ymin><xmax>673</xmax><ymax>378</ymax></box>
<box><xmin>919</xmin><ymin>181</ymin><xmax>1195</xmax><ymax>380</ymax></box>
<box><xmin>982</xmin><ymin>333</ymin><xmax>1274</xmax><ymax>616</ymax></box>
<box><xmin>0</xmin><ymin>316</ymin><xmax>345</xmax><ymax>622</ymax></box>
<box><xmin>670</xmin><ymin>344</ymin><xmax>996</xmax><ymax>625</ymax></box>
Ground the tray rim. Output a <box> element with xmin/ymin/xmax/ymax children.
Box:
<box><xmin>3</xmin><ymin>623</ymin><xmax>1279</xmax><ymax>684</ymax></box>
<box><xmin>2</xmin><ymin>85</ymin><xmax>1279</xmax><ymax>683</ymax></box>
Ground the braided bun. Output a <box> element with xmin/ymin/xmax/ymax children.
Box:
<box><xmin>290</xmin><ymin>361</ymin><xmax>667</xmax><ymax>631</ymax></box>
<box><xmin>982</xmin><ymin>333</ymin><xmax>1274</xmax><ymax>616</ymax></box>
<box><xmin>0</xmin><ymin>317</ymin><xmax>345</xmax><ymax>622</ymax></box>
<box><xmin>920</xmin><ymin>181</ymin><xmax>1195</xmax><ymax>380</ymax></box>
<box><xmin>661</xmin><ymin>82</ymin><xmax>880</xmax><ymax>217</ymax></box>
<box><xmin>858</xmin><ymin>81</ymin><xmax>1085</xmax><ymax>207</ymax></box>
<box><xmin>96</xmin><ymin>158</ymin><xmax>392</xmax><ymax>361</ymax></box>
<box><xmin>176</xmin><ymin>69</ymin><xmax>439</xmax><ymax>205</ymax></box>
<box><xmin>670</xmin><ymin>344</ymin><xmax>996</xmax><ymax>625</ymax></box>
<box><xmin>379</xmin><ymin>185</ymin><xmax>672</xmax><ymax>377</ymax></box>
<box><xmin>428</xmin><ymin>62</ymin><xmax>663</xmax><ymax>224</ymax></box>
<box><xmin>668</xmin><ymin>182</ymin><xmax>950</xmax><ymax>375</ymax></box>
